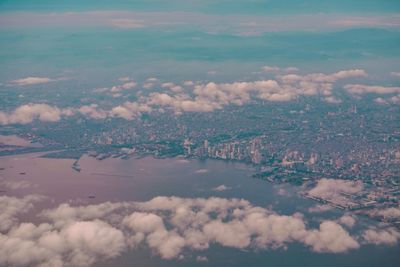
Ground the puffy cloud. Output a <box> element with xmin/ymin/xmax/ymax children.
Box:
<box><xmin>0</xmin><ymin>103</ymin><xmax>73</xmax><ymax>125</ymax></box>
<box><xmin>145</xmin><ymin>69</ymin><xmax>367</xmax><ymax>113</ymax></box>
<box><xmin>280</xmin><ymin>69</ymin><xmax>366</xmax><ymax>84</ymax></box>
<box><xmin>110</xmin><ymin>81</ymin><xmax>137</xmax><ymax>93</ymax></box>
<box><xmin>5</xmin><ymin>195</ymin><xmax>399</xmax><ymax>266</ymax></box>
<box><xmin>377</xmin><ymin>207</ymin><xmax>400</xmax><ymax>219</ymax></box>
<box><xmin>368</xmin><ymin>207</ymin><xmax>400</xmax><ymax>220</ymax></box>
<box><xmin>363</xmin><ymin>228</ymin><xmax>400</xmax><ymax>246</ymax></box>
<box><xmin>307</xmin><ymin>178</ymin><xmax>363</xmax><ymax>200</ymax></box>
<box><xmin>302</xmin><ymin>221</ymin><xmax>359</xmax><ymax>253</ymax></box>
<box><xmin>161</xmin><ymin>82</ymin><xmax>183</xmax><ymax>93</ymax></box>
<box><xmin>338</xmin><ymin>215</ymin><xmax>356</xmax><ymax>228</ymax></box>
<box><xmin>41</xmin><ymin>201</ymin><xmax>132</xmax><ymax>227</ymax></box>
<box><xmin>9</xmin><ymin>77</ymin><xmax>53</xmax><ymax>86</ymax></box>
<box><xmin>78</xmin><ymin>104</ymin><xmax>107</xmax><ymax>120</ymax></box>
<box><xmin>262</xmin><ymin>66</ymin><xmax>280</xmax><ymax>73</ymax></box>
<box><xmin>374</xmin><ymin>95</ymin><xmax>400</xmax><ymax>105</ymax></box>
<box><xmin>0</xmin><ymin>220</ymin><xmax>126</xmax><ymax>267</ymax></box>
<box><xmin>132</xmin><ymin>196</ymin><xmax>360</xmax><ymax>254</ymax></box>
<box><xmin>57</xmin><ymin>220</ymin><xmax>126</xmax><ymax>266</ymax></box>
<box><xmin>0</xmin><ymin>180</ymin><xmax>35</xmax><ymax>190</ymax></box>
<box><xmin>344</xmin><ymin>84</ymin><xmax>400</xmax><ymax>94</ymax></box>
<box><xmin>0</xmin><ymin>195</ymin><xmax>45</xmax><ymax>232</ymax></box>
<box><xmin>0</xmin><ymin>69</ymin><xmax>374</xmax><ymax>125</ymax></box>
<box><xmin>110</xmin><ymin>101</ymin><xmax>151</xmax><ymax>120</ymax></box>
<box><xmin>123</xmin><ymin>212</ymin><xmax>185</xmax><ymax>259</ymax></box>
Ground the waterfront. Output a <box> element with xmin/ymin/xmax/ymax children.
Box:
<box><xmin>0</xmin><ymin>153</ymin><xmax>399</xmax><ymax>267</ymax></box>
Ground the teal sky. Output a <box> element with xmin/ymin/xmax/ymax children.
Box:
<box><xmin>0</xmin><ymin>0</ymin><xmax>399</xmax><ymax>90</ymax></box>
<box><xmin>1</xmin><ymin>0</ymin><xmax>400</xmax><ymax>14</ymax></box>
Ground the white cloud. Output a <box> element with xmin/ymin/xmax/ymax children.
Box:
<box><xmin>307</xmin><ymin>178</ymin><xmax>363</xmax><ymax>200</ymax></box>
<box><xmin>194</xmin><ymin>169</ymin><xmax>209</xmax><ymax>174</ymax></box>
<box><xmin>0</xmin><ymin>180</ymin><xmax>35</xmax><ymax>190</ymax></box>
<box><xmin>369</xmin><ymin>207</ymin><xmax>400</xmax><ymax>220</ymax></box>
<box><xmin>0</xmin><ymin>220</ymin><xmax>126</xmax><ymax>267</ymax></box>
<box><xmin>111</xmin><ymin>81</ymin><xmax>137</xmax><ymax>93</ymax></box>
<box><xmin>0</xmin><ymin>103</ymin><xmax>73</xmax><ymax>125</ymax></box>
<box><xmin>302</xmin><ymin>221</ymin><xmax>359</xmax><ymax>253</ymax></box>
<box><xmin>363</xmin><ymin>228</ymin><xmax>400</xmax><ymax>246</ymax></box>
<box><xmin>0</xmin><ymin>69</ymin><xmax>389</xmax><ymax>125</ymax></box>
<box><xmin>344</xmin><ymin>84</ymin><xmax>400</xmax><ymax>94</ymax></box>
<box><xmin>110</xmin><ymin>102</ymin><xmax>151</xmax><ymax>120</ymax></box>
<box><xmin>308</xmin><ymin>204</ymin><xmax>333</xmax><ymax>213</ymax></box>
<box><xmin>161</xmin><ymin>82</ymin><xmax>183</xmax><ymax>93</ymax></box>
<box><xmin>0</xmin><ymin>195</ymin><xmax>45</xmax><ymax>232</ymax></box>
<box><xmin>212</xmin><ymin>184</ymin><xmax>230</xmax><ymax>192</ymax></box>
<box><xmin>78</xmin><ymin>104</ymin><xmax>107</xmax><ymax>120</ymax></box>
<box><xmin>262</xmin><ymin>66</ymin><xmax>280</xmax><ymax>73</ymax></box>
<box><xmin>108</xmin><ymin>19</ymin><xmax>145</xmax><ymax>29</ymax></box>
<box><xmin>338</xmin><ymin>215</ymin><xmax>356</xmax><ymax>228</ymax></box>
<box><xmin>3</xmin><ymin>195</ymin><xmax>399</xmax><ymax>266</ymax></box>
<box><xmin>9</xmin><ymin>77</ymin><xmax>53</xmax><ymax>86</ymax></box>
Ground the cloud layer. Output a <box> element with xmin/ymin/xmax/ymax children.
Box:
<box><xmin>2</xmin><ymin>68</ymin><xmax>400</xmax><ymax>125</ymax></box>
<box><xmin>1</xmin><ymin>195</ymin><xmax>399</xmax><ymax>267</ymax></box>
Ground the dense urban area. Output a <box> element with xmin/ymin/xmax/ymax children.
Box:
<box><xmin>1</xmin><ymin>96</ymin><xmax>399</xmax><ymax>228</ymax></box>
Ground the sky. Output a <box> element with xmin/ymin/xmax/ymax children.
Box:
<box><xmin>1</xmin><ymin>0</ymin><xmax>400</xmax><ymax>81</ymax></box>
<box><xmin>0</xmin><ymin>0</ymin><xmax>399</xmax><ymax>119</ymax></box>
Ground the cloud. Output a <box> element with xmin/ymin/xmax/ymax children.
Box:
<box><xmin>0</xmin><ymin>220</ymin><xmax>126</xmax><ymax>267</ymax></box>
<box><xmin>110</xmin><ymin>102</ymin><xmax>152</xmax><ymax>120</ymax></box>
<box><xmin>146</xmin><ymin>69</ymin><xmax>366</xmax><ymax>113</ymax></box>
<box><xmin>262</xmin><ymin>66</ymin><xmax>280</xmax><ymax>73</ymax></box>
<box><xmin>4</xmin><ymin>194</ymin><xmax>400</xmax><ymax>266</ymax></box>
<box><xmin>133</xmin><ymin>196</ymin><xmax>360</xmax><ymax>254</ymax></box>
<box><xmin>307</xmin><ymin>178</ymin><xmax>363</xmax><ymax>200</ymax></box>
<box><xmin>110</xmin><ymin>81</ymin><xmax>137</xmax><ymax>93</ymax></box>
<box><xmin>195</xmin><ymin>169</ymin><xmax>209</xmax><ymax>174</ymax></box>
<box><xmin>0</xmin><ymin>180</ymin><xmax>35</xmax><ymax>190</ymax></box>
<box><xmin>0</xmin><ymin>195</ymin><xmax>45</xmax><ymax>232</ymax></box>
<box><xmin>344</xmin><ymin>84</ymin><xmax>400</xmax><ymax>94</ymax></box>
<box><xmin>363</xmin><ymin>228</ymin><xmax>400</xmax><ymax>246</ymax></box>
<box><xmin>161</xmin><ymin>82</ymin><xmax>184</xmax><ymax>93</ymax></box>
<box><xmin>0</xmin><ymin>103</ymin><xmax>73</xmax><ymax>125</ymax></box>
<box><xmin>338</xmin><ymin>215</ymin><xmax>356</xmax><ymax>228</ymax></box>
<box><xmin>374</xmin><ymin>95</ymin><xmax>400</xmax><ymax>105</ymax></box>
<box><xmin>302</xmin><ymin>221</ymin><xmax>359</xmax><ymax>253</ymax></box>
<box><xmin>78</xmin><ymin>104</ymin><xmax>107</xmax><ymax>120</ymax></box>
<box><xmin>308</xmin><ymin>204</ymin><xmax>333</xmax><ymax>213</ymax></box>
<box><xmin>9</xmin><ymin>77</ymin><xmax>53</xmax><ymax>86</ymax></box>
<box><xmin>0</xmin><ymin>69</ymin><xmax>386</xmax><ymax>125</ymax></box>
<box><xmin>1</xmin><ymin>12</ymin><xmax>400</xmax><ymax>35</ymax></box>
<box><xmin>368</xmin><ymin>207</ymin><xmax>400</xmax><ymax>220</ymax></box>
<box><xmin>212</xmin><ymin>184</ymin><xmax>230</xmax><ymax>192</ymax></box>
<box><xmin>108</xmin><ymin>19</ymin><xmax>145</xmax><ymax>29</ymax></box>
